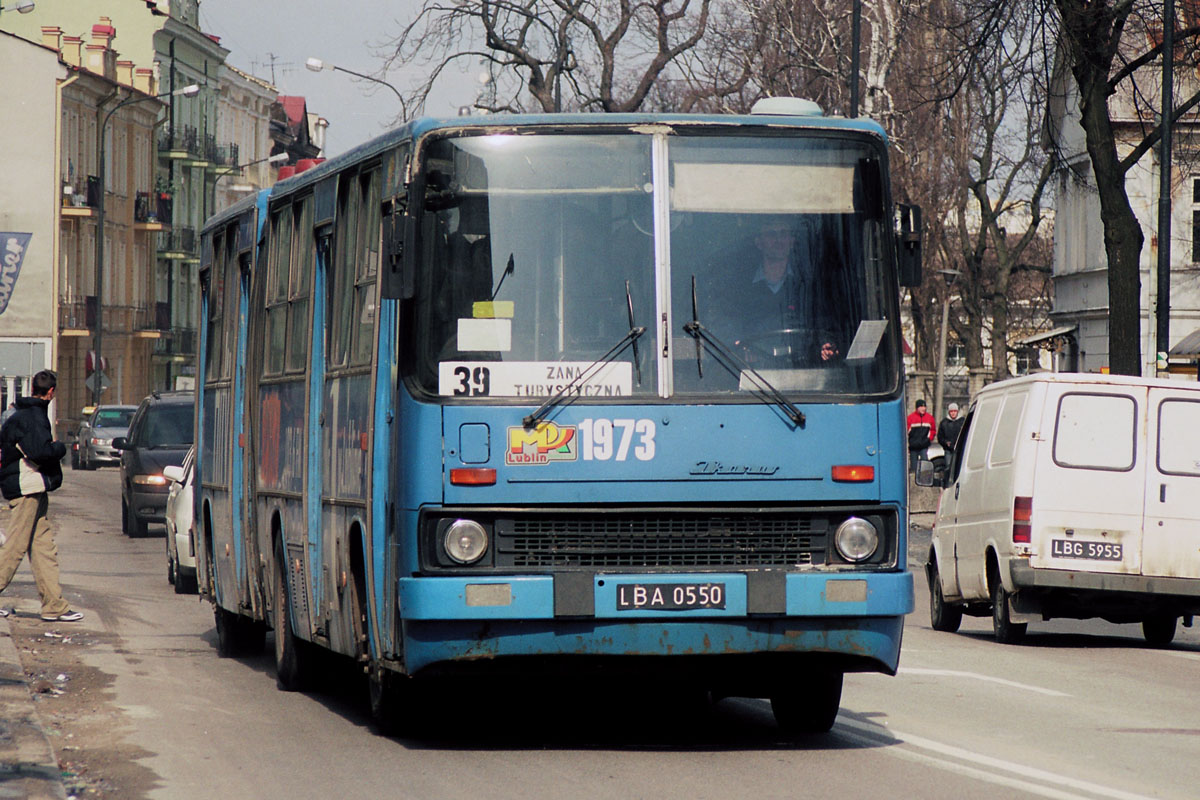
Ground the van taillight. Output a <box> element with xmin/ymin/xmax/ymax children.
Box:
<box><xmin>1013</xmin><ymin>496</ymin><xmax>1032</xmax><ymax>543</ymax></box>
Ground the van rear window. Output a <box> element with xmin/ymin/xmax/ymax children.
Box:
<box><xmin>1053</xmin><ymin>392</ymin><xmax>1135</xmax><ymax>471</ymax></box>
<box><xmin>1157</xmin><ymin>399</ymin><xmax>1200</xmax><ymax>476</ymax></box>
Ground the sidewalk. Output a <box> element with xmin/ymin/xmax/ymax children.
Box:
<box><xmin>0</xmin><ymin>614</ymin><xmax>67</xmax><ymax>799</ymax></box>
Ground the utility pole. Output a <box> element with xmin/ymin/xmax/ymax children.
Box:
<box><xmin>1156</xmin><ymin>0</ymin><xmax>1175</xmax><ymax>373</ymax></box>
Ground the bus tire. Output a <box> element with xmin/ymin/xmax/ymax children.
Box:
<box><xmin>1142</xmin><ymin>615</ymin><xmax>1177</xmax><ymax>647</ymax></box>
<box><xmin>369</xmin><ymin>668</ymin><xmax>415</xmax><ymax>736</ymax></box>
<box><xmin>214</xmin><ymin>606</ymin><xmax>264</xmax><ymax>657</ymax></box>
<box><xmin>770</xmin><ymin>670</ymin><xmax>842</xmax><ymax>735</ymax></box>
<box><xmin>928</xmin><ymin>559</ymin><xmax>962</xmax><ymax>633</ymax></box>
<box><xmin>273</xmin><ymin>542</ymin><xmax>312</xmax><ymax>691</ymax></box>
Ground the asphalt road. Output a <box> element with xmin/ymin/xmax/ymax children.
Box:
<box><xmin>3</xmin><ymin>467</ymin><xmax>1198</xmax><ymax>799</ymax></box>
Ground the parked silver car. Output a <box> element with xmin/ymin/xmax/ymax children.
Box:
<box><xmin>164</xmin><ymin>445</ymin><xmax>196</xmax><ymax>594</ymax></box>
<box><xmin>77</xmin><ymin>404</ymin><xmax>137</xmax><ymax>470</ymax></box>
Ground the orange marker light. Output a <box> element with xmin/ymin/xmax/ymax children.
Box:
<box><xmin>831</xmin><ymin>465</ymin><xmax>875</xmax><ymax>482</ymax></box>
<box><xmin>450</xmin><ymin>468</ymin><xmax>497</xmax><ymax>486</ymax></box>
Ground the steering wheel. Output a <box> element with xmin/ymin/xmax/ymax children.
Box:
<box><xmin>734</xmin><ymin>327</ymin><xmax>827</xmax><ymax>366</ymax></box>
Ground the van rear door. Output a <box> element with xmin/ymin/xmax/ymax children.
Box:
<box><xmin>1141</xmin><ymin>389</ymin><xmax>1200</xmax><ymax>579</ymax></box>
<box><xmin>1029</xmin><ymin>386</ymin><xmax>1145</xmax><ymax>575</ymax></box>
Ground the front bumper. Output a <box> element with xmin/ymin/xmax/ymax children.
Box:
<box><xmin>130</xmin><ymin>487</ymin><xmax>169</xmax><ymax>523</ymax></box>
<box><xmin>397</xmin><ymin>570</ymin><xmax>913</xmax><ymax>675</ymax></box>
<box><xmin>85</xmin><ymin>444</ymin><xmax>120</xmax><ymax>464</ymax></box>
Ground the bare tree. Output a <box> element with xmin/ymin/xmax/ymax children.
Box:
<box><xmin>382</xmin><ymin>0</ymin><xmax>715</xmax><ymax>114</ymax></box>
<box><xmin>941</xmin><ymin>5</ymin><xmax>1056</xmax><ymax>382</ymax></box>
<box><xmin>948</xmin><ymin>1</ymin><xmax>1200</xmax><ymax>376</ymax></box>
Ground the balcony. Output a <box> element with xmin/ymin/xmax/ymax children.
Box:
<box><xmin>60</xmin><ymin>176</ymin><xmax>100</xmax><ymax>218</ymax></box>
<box><xmin>208</xmin><ymin>141</ymin><xmax>240</xmax><ymax>175</ymax></box>
<box><xmin>58</xmin><ymin>296</ymin><xmax>95</xmax><ymax>334</ymax></box>
<box><xmin>133</xmin><ymin>191</ymin><xmax>170</xmax><ymax>231</ymax></box>
<box><xmin>58</xmin><ymin>299</ymin><xmax>160</xmax><ymax>337</ymax></box>
<box><xmin>158</xmin><ymin>125</ymin><xmax>208</xmax><ymax>165</ymax></box>
<box><xmin>158</xmin><ymin>227</ymin><xmax>196</xmax><ymax>260</ymax></box>
<box><xmin>153</xmin><ymin>327</ymin><xmax>197</xmax><ymax>362</ymax></box>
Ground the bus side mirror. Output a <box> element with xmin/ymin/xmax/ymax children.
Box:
<box><xmin>380</xmin><ymin>201</ymin><xmax>416</xmax><ymax>299</ymax></box>
<box><xmin>897</xmin><ymin>204</ymin><xmax>922</xmax><ymax>287</ymax></box>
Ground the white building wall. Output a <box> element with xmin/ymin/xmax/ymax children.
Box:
<box><xmin>0</xmin><ymin>34</ymin><xmax>65</xmax><ymax>398</ymax></box>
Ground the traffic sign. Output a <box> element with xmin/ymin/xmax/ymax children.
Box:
<box><xmin>84</xmin><ymin>372</ymin><xmax>111</xmax><ymax>394</ymax></box>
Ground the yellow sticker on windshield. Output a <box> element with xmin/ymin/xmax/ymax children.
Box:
<box><xmin>473</xmin><ymin>301</ymin><xmax>514</xmax><ymax>319</ymax></box>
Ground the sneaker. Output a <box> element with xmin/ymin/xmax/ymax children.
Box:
<box><xmin>41</xmin><ymin>610</ymin><xmax>83</xmax><ymax>622</ymax></box>
<box><xmin>0</xmin><ymin>607</ymin><xmax>9</xmax><ymax>618</ymax></box>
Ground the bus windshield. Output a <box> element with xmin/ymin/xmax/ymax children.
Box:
<box><xmin>412</xmin><ymin>130</ymin><xmax>898</xmax><ymax>401</ymax></box>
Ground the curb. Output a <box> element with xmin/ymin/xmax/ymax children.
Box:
<box><xmin>0</xmin><ymin>615</ymin><xmax>67</xmax><ymax>800</ymax></box>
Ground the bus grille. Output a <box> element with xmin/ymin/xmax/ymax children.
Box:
<box><xmin>495</xmin><ymin>514</ymin><xmax>829</xmax><ymax>569</ymax></box>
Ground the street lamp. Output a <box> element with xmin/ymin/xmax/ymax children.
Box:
<box><xmin>305</xmin><ymin>57</ymin><xmax>405</xmax><ymax>115</ymax></box>
<box><xmin>933</xmin><ymin>268</ymin><xmax>962</xmax><ymax>423</ymax></box>
<box><xmin>211</xmin><ymin>151</ymin><xmax>289</xmax><ymax>210</ymax></box>
<box><xmin>91</xmin><ymin>83</ymin><xmax>199</xmax><ymax>406</ymax></box>
<box><xmin>0</xmin><ymin>1</ymin><xmax>35</xmax><ymax>13</ymax></box>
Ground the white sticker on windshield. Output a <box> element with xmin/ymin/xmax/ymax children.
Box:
<box><xmin>438</xmin><ymin>361</ymin><xmax>634</xmax><ymax>398</ymax></box>
<box><xmin>845</xmin><ymin>320</ymin><xmax>888</xmax><ymax>363</ymax></box>
<box><xmin>457</xmin><ymin>318</ymin><xmax>512</xmax><ymax>352</ymax></box>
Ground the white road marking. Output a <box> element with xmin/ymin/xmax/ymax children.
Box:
<box><xmin>898</xmin><ymin>667</ymin><xmax>1070</xmax><ymax>697</ymax></box>
<box><xmin>837</xmin><ymin>717</ymin><xmax>1157</xmax><ymax>800</ymax></box>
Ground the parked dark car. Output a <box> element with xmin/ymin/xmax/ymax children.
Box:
<box><xmin>76</xmin><ymin>404</ymin><xmax>137</xmax><ymax>470</ymax></box>
<box><xmin>114</xmin><ymin>391</ymin><xmax>194</xmax><ymax>537</ymax></box>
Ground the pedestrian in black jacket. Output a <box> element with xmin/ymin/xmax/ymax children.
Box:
<box><xmin>0</xmin><ymin>370</ymin><xmax>82</xmax><ymax>622</ymax></box>
<box><xmin>938</xmin><ymin>402</ymin><xmax>965</xmax><ymax>452</ymax></box>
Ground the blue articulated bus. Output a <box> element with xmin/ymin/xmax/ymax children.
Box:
<box><xmin>197</xmin><ymin>98</ymin><xmax>921</xmax><ymax>735</ymax></box>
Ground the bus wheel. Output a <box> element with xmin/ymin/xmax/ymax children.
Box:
<box><xmin>991</xmin><ymin>580</ymin><xmax>1027</xmax><ymax>644</ymax></box>
<box><xmin>1142</xmin><ymin>616</ymin><xmax>1177</xmax><ymax>647</ymax></box>
<box><xmin>214</xmin><ymin>606</ymin><xmax>264</xmax><ymax>657</ymax></box>
<box><xmin>770</xmin><ymin>670</ymin><xmax>842</xmax><ymax>735</ymax></box>
<box><xmin>369</xmin><ymin>667</ymin><xmax>415</xmax><ymax>736</ymax></box>
<box><xmin>928</xmin><ymin>559</ymin><xmax>962</xmax><ymax>633</ymax></box>
<box><xmin>273</xmin><ymin>542</ymin><xmax>312</xmax><ymax>691</ymax></box>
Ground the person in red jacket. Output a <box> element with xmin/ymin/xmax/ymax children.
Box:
<box><xmin>906</xmin><ymin>398</ymin><xmax>937</xmax><ymax>472</ymax></box>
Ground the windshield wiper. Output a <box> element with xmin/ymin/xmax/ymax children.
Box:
<box><xmin>689</xmin><ymin>275</ymin><xmax>704</xmax><ymax>378</ymax></box>
<box><xmin>491</xmin><ymin>254</ymin><xmax>515</xmax><ymax>300</ymax></box>
<box><xmin>683</xmin><ymin>278</ymin><xmax>805</xmax><ymax>428</ymax></box>
<box><xmin>626</xmin><ymin>279</ymin><xmax>643</xmax><ymax>386</ymax></box>
<box><xmin>523</xmin><ymin>325</ymin><xmax>646</xmax><ymax>429</ymax></box>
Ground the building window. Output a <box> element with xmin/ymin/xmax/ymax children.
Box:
<box><xmin>1015</xmin><ymin>347</ymin><xmax>1039</xmax><ymax>375</ymax></box>
<box><xmin>947</xmin><ymin>342</ymin><xmax>966</xmax><ymax>368</ymax></box>
<box><xmin>1192</xmin><ymin>177</ymin><xmax>1200</xmax><ymax>262</ymax></box>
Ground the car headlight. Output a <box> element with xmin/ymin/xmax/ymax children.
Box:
<box><xmin>443</xmin><ymin>519</ymin><xmax>488</xmax><ymax>564</ymax></box>
<box><xmin>94</xmin><ymin>438</ymin><xmax>110</xmax><ymax>447</ymax></box>
<box><xmin>133</xmin><ymin>474</ymin><xmax>167</xmax><ymax>486</ymax></box>
<box><xmin>834</xmin><ymin>516</ymin><xmax>879</xmax><ymax>562</ymax></box>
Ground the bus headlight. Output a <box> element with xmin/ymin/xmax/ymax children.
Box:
<box><xmin>444</xmin><ymin>519</ymin><xmax>488</xmax><ymax>564</ymax></box>
<box><xmin>834</xmin><ymin>517</ymin><xmax>879</xmax><ymax>562</ymax></box>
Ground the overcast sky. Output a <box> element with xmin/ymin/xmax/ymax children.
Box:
<box><xmin>196</xmin><ymin>0</ymin><xmax>480</xmax><ymax>157</ymax></box>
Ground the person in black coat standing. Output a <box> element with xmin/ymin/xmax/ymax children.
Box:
<box><xmin>937</xmin><ymin>402</ymin><xmax>965</xmax><ymax>452</ymax></box>
<box><xmin>0</xmin><ymin>370</ymin><xmax>82</xmax><ymax>622</ymax></box>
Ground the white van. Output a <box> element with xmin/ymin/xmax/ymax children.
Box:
<box><xmin>917</xmin><ymin>373</ymin><xmax>1200</xmax><ymax>645</ymax></box>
